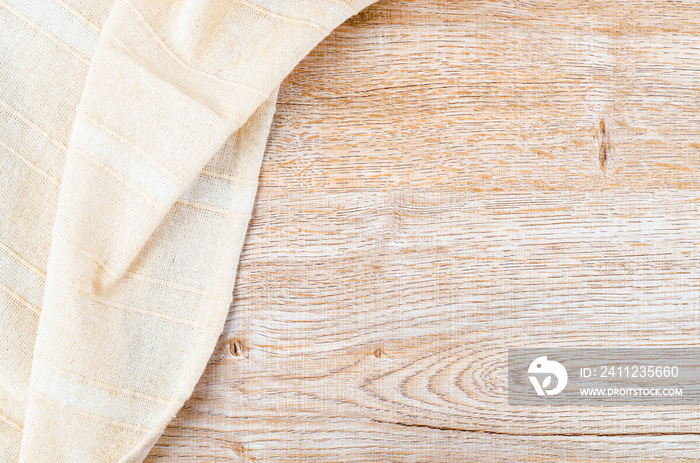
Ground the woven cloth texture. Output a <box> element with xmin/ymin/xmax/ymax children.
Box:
<box><xmin>0</xmin><ymin>0</ymin><xmax>376</xmax><ymax>460</ymax></box>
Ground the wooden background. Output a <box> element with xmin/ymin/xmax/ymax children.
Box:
<box><xmin>147</xmin><ymin>0</ymin><xmax>700</xmax><ymax>461</ymax></box>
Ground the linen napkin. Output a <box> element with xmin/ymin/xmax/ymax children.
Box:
<box><xmin>0</xmin><ymin>0</ymin><xmax>376</xmax><ymax>461</ymax></box>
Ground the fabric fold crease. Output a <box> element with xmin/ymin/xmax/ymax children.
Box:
<box><xmin>1</xmin><ymin>0</ymin><xmax>377</xmax><ymax>461</ymax></box>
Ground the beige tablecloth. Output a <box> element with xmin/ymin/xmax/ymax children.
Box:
<box><xmin>0</xmin><ymin>1</ymin><xmax>377</xmax><ymax>461</ymax></box>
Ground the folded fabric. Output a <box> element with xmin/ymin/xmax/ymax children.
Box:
<box><xmin>0</xmin><ymin>0</ymin><xmax>376</xmax><ymax>461</ymax></box>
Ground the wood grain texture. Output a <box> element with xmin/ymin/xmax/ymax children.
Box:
<box><xmin>147</xmin><ymin>0</ymin><xmax>700</xmax><ymax>461</ymax></box>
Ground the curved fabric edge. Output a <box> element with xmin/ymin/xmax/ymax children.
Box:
<box><xmin>18</xmin><ymin>0</ymin><xmax>378</xmax><ymax>461</ymax></box>
<box><xmin>120</xmin><ymin>84</ymin><xmax>282</xmax><ymax>463</ymax></box>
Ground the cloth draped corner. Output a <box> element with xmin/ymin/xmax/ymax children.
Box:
<box><xmin>0</xmin><ymin>0</ymin><xmax>376</xmax><ymax>461</ymax></box>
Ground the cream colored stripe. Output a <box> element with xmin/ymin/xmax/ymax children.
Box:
<box><xmin>126</xmin><ymin>271</ymin><xmax>229</xmax><ymax>300</ymax></box>
<box><xmin>55</xmin><ymin>234</ymin><xmax>230</xmax><ymax>301</ymax></box>
<box><xmin>52</xmin><ymin>269</ymin><xmax>217</xmax><ymax>330</ymax></box>
<box><xmin>46</xmin><ymin>0</ymin><xmax>100</xmax><ymax>33</ymax></box>
<box><xmin>92</xmin><ymin>293</ymin><xmax>214</xmax><ymax>331</ymax></box>
<box><xmin>176</xmin><ymin>198</ymin><xmax>251</xmax><ymax>217</ymax></box>
<box><xmin>0</xmin><ymin>410</ymin><xmax>22</xmax><ymax>432</ymax></box>
<box><xmin>200</xmin><ymin>168</ymin><xmax>258</xmax><ymax>187</ymax></box>
<box><xmin>31</xmin><ymin>388</ymin><xmax>151</xmax><ymax>434</ymax></box>
<box><xmin>0</xmin><ymin>281</ymin><xmax>40</xmax><ymax>316</ymax></box>
<box><xmin>236</xmin><ymin>0</ymin><xmax>330</xmax><ymax>35</ymax></box>
<box><xmin>0</xmin><ymin>97</ymin><xmax>68</xmax><ymax>151</ymax></box>
<box><xmin>0</xmin><ymin>138</ymin><xmax>60</xmax><ymax>186</ymax></box>
<box><xmin>0</xmin><ymin>240</ymin><xmax>46</xmax><ymax>279</ymax></box>
<box><xmin>81</xmin><ymin>111</ymin><xmax>187</xmax><ymax>186</ymax></box>
<box><xmin>54</xmin><ymin>233</ymin><xmax>119</xmax><ymax>279</ymax></box>
<box><xmin>0</xmin><ymin>0</ymin><xmax>89</xmax><ymax>65</ymax></box>
<box><xmin>106</xmin><ymin>32</ymin><xmax>243</xmax><ymax>122</ymax></box>
<box><xmin>119</xmin><ymin>0</ymin><xmax>267</xmax><ymax>98</ymax></box>
<box><xmin>34</xmin><ymin>352</ymin><xmax>171</xmax><ymax>406</ymax></box>
<box><xmin>71</xmin><ymin>146</ymin><xmax>164</xmax><ymax>208</ymax></box>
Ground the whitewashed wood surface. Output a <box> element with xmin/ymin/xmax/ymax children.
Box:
<box><xmin>147</xmin><ymin>0</ymin><xmax>700</xmax><ymax>461</ymax></box>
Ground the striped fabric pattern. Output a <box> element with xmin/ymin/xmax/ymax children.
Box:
<box><xmin>0</xmin><ymin>0</ymin><xmax>375</xmax><ymax>461</ymax></box>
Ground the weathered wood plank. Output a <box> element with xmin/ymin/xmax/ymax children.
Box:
<box><xmin>147</xmin><ymin>0</ymin><xmax>700</xmax><ymax>460</ymax></box>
